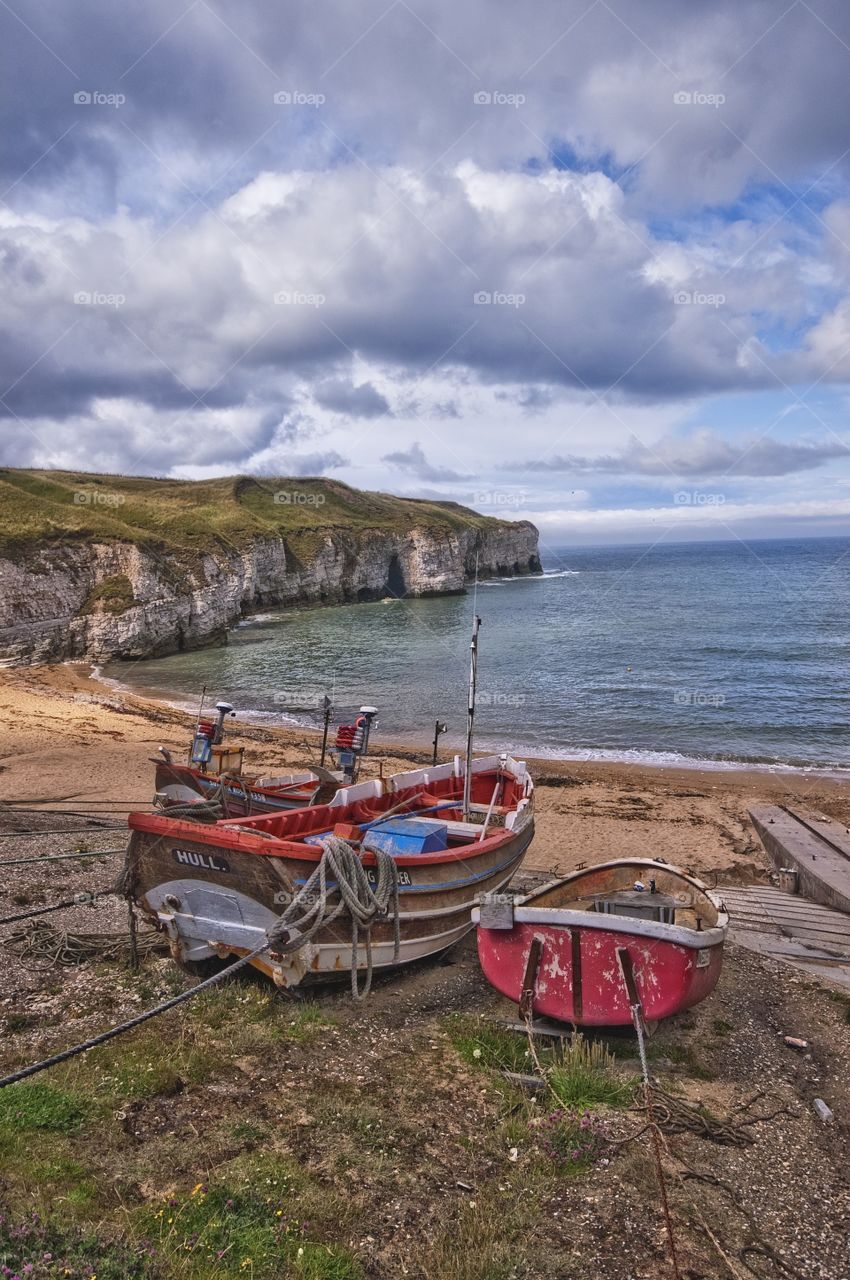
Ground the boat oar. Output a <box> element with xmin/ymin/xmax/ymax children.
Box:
<box><xmin>359</xmin><ymin>792</ymin><xmax>427</xmax><ymax>831</ymax></box>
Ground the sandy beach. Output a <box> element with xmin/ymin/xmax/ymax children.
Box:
<box><xmin>2</xmin><ymin>661</ymin><xmax>849</xmax><ymax>882</ymax></box>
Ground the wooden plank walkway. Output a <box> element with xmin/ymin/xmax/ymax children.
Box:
<box><xmin>721</xmin><ymin>883</ymin><xmax>850</xmax><ymax>992</ymax></box>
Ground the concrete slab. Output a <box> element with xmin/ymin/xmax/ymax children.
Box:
<box><xmin>749</xmin><ymin>805</ymin><xmax>850</xmax><ymax>914</ymax></box>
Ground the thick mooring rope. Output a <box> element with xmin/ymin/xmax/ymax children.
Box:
<box><xmin>0</xmin><ymin>889</ymin><xmax>117</xmax><ymax>927</ymax></box>
<box><xmin>267</xmin><ymin>835</ymin><xmax>400</xmax><ymax>1000</ymax></box>
<box><xmin>0</xmin><ymin>942</ymin><xmax>267</xmax><ymax>1090</ymax></box>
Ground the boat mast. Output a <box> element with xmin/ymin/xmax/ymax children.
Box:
<box><xmin>462</xmin><ymin>613</ymin><xmax>482</xmax><ymax>818</ymax></box>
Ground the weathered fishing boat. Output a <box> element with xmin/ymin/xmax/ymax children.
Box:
<box><xmin>154</xmin><ymin>701</ymin><xmax>378</xmax><ymax>817</ymax></box>
<box><xmin>154</xmin><ymin>757</ymin><xmax>343</xmax><ymax>816</ymax></box>
<box><xmin>473</xmin><ymin>859</ymin><xmax>727</xmax><ymax>1026</ymax></box>
<box><xmin>126</xmin><ymin>754</ymin><xmax>534</xmax><ymax>990</ymax></box>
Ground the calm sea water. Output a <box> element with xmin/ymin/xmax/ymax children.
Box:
<box><xmin>104</xmin><ymin>537</ymin><xmax>850</xmax><ymax>772</ymax></box>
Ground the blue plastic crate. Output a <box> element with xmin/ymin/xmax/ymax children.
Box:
<box><xmin>365</xmin><ymin>818</ymin><xmax>448</xmax><ymax>856</ymax></box>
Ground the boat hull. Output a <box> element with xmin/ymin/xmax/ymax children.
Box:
<box><xmin>127</xmin><ymin>769</ymin><xmax>535</xmax><ymax>989</ymax></box>
<box><xmin>473</xmin><ymin>859</ymin><xmax>727</xmax><ymax>1026</ymax></box>
<box><xmin>154</xmin><ymin>762</ymin><xmax>320</xmax><ymax>816</ymax></box>
<box><xmin>475</xmin><ymin>911</ymin><xmax>724</xmax><ymax>1025</ymax></box>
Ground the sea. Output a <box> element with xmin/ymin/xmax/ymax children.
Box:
<box><xmin>102</xmin><ymin>537</ymin><xmax>850</xmax><ymax>774</ymax></box>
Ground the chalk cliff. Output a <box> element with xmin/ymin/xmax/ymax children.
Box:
<box><xmin>0</xmin><ymin>471</ymin><xmax>541</xmax><ymax>663</ymax></box>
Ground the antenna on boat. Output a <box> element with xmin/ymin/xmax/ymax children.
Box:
<box><xmin>320</xmin><ymin>694</ymin><xmax>332</xmax><ymax>768</ymax></box>
<box><xmin>196</xmin><ymin>684</ymin><xmax>207</xmax><ymax>724</ymax></box>
<box><xmin>462</xmin><ymin>613</ymin><xmax>482</xmax><ymax>819</ymax></box>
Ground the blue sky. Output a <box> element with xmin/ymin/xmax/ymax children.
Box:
<box><xmin>2</xmin><ymin>0</ymin><xmax>850</xmax><ymax>542</ymax></box>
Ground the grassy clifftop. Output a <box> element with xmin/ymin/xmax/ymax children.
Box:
<box><xmin>0</xmin><ymin>469</ymin><xmax>535</xmax><ymax>560</ymax></box>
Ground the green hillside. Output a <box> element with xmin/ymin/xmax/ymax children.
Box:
<box><xmin>0</xmin><ymin>470</ymin><xmax>534</xmax><ymax>562</ymax></box>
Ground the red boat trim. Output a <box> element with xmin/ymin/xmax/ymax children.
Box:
<box><xmin>127</xmin><ymin>811</ymin><xmax>526</xmax><ymax>867</ymax></box>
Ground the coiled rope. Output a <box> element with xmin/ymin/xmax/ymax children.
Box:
<box><xmin>267</xmin><ymin>834</ymin><xmax>400</xmax><ymax>1000</ymax></box>
<box><xmin>4</xmin><ymin>919</ymin><xmax>166</xmax><ymax>968</ymax></box>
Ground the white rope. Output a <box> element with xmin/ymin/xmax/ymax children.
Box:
<box><xmin>267</xmin><ymin>835</ymin><xmax>400</xmax><ymax>999</ymax></box>
<box><xmin>632</xmin><ymin>1001</ymin><xmax>651</xmax><ymax>1082</ymax></box>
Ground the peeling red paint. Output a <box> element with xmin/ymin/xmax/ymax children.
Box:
<box><xmin>478</xmin><ymin>922</ymin><xmax>723</xmax><ymax>1025</ymax></box>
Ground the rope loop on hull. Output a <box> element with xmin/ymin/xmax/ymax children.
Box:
<box><xmin>266</xmin><ymin>835</ymin><xmax>400</xmax><ymax>999</ymax></box>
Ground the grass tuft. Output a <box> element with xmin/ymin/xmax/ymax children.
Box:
<box><xmin>90</xmin><ymin>1034</ymin><xmax>213</xmax><ymax>1102</ymax></box>
<box><xmin>0</xmin><ymin>1081</ymin><xmax>90</xmax><ymax>1134</ymax></box>
<box><xmin>141</xmin><ymin>1175</ymin><xmax>361</xmax><ymax>1279</ymax></box>
<box><xmin>444</xmin><ymin>1014</ymin><xmax>538</xmax><ymax>1073</ymax></box>
<box><xmin>547</xmin><ymin>1035</ymin><xmax>634</xmax><ymax>1109</ymax></box>
<box><xmin>287</xmin><ymin>1001</ymin><xmax>336</xmax><ymax>1044</ymax></box>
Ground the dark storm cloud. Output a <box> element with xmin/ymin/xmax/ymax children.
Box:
<box><xmin>5</xmin><ymin>0</ymin><xmax>850</xmax><ymax>207</ymax></box>
<box><xmin>313</xmin><ymin>378</ymin><xmax>390</xmax><ymax>417</ymax></box>
<box><xmin>3</xmin><ymin>0</ymin><xmax>850</xmax><ymax>481</ymax></box>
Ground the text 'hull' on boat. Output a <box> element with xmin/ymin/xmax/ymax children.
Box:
<box><xmin>127</xmin><ymin>755</ymin><xmax>535</xmax><ymax>990</ymax></box>
<box><xmin>473</xmin><ymin>859</ymin><xmax>728</xmax><ymax>1026</ymax></box>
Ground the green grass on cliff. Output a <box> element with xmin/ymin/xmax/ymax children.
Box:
<box><xmin>0</xmin><ymin>470</ymin><xmax>535</xmax><ymax>563</ymax></box>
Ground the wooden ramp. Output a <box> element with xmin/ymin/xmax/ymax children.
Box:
<box><xmin>720</xmin><ymin>884</ymin><xmax>850</xmax><ymax>992</ymax></box>
<box><xmin>749</xmin><ymin>804</ymin><xmax>850</xmax><ymax>914</ymax></box>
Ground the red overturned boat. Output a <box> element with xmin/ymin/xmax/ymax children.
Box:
<box><xmin>473</xmin><ymin>858</ymin><xmax>728</xmax><ymax>1026</ymax></box>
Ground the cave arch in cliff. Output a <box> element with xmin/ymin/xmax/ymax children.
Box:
<box><xmin>385</xmin><ymin>554</ymin><xmax>406</xmax><ymax>599</ymax></box>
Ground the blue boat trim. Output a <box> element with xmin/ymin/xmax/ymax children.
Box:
<box><xmin>288</xmin><ymin>844</ymin><xmax>529</xmax><ymax>894</ymax></box>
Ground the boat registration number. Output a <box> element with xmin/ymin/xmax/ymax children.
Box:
<box><xmin>367</xmin><ymin>868</ymin><xmax>412</xmax><ymax>887</ymax></box>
